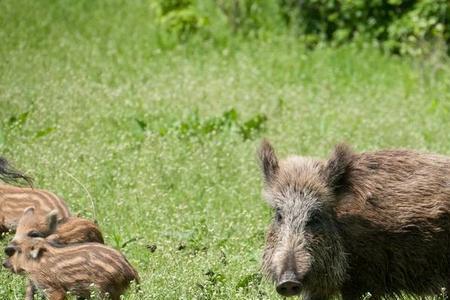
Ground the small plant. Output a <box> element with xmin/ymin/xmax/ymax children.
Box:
<box><xmin>196</xmin><ymin>269</ymin><xmax>226</xmax><ymax>300</ymax></box>
<box><xmin>238</xmin><ymin>113</ymin><xmax>267</xmax><ymax>141</ymax></box>
<box><xmin>7</xmin><ymin>111</ymin><xmax>29</xmax><ymax>129</ymax></box>
<box><xmin>167</xmin><ymin>108</ymin><xmax>267</xmax><ymax>140</ymax></box>
<box><xmin>155</xmin><ymin>0</ymin><xmax>209</xmax><ymax>41</ymax></box>
<box><xmin>236</xmin><ymin>272</ymin><xmax>262</xmax><ymax>290</ymax></box>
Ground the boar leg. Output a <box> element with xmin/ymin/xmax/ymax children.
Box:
<box><xmin>0</xmin><ymin>215</ymin><xmax>8</xmax><ymax>235</ymax></box>
<box><xmin>303</xmin><ymin>293</ymin><xmax>329</xmax><ymax>300</ymax></box>
<box><xmin>108</xmin><ymin>292</ymin><xmax>121</xmax><ymax>300</ymax></box>
<box><xmin>24</xmin><ymin>280</ymin><xmax>37</xmax><ymax>300</ymax></box>
<box><xmin>341</xmin><ymin>290</ymin><xmax>364</xmax><ymax>300</ymax></box>
<box><xmin>103</xmin><ymin>289</ymin><xmax>121</xmax><ymax>300</ymax></box>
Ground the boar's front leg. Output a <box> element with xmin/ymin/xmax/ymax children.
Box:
<box><xmin>24</xmin><ymin>279</ymin><xmax>39</xmax><ymax>300</ymax></box>
<box><xmin>341</xmin><ymin>290</ymin><xmax>365</xmax><ymax>300</ymax></box>
<box><xmin>0</xmin><ymin>216</ymin><xmax>8</xmax><ymax>235</ymax></box>
<box><xmin>302</xmin><ymin>293</ymin><xmax>330</xmax><ymax>300</ymax></box>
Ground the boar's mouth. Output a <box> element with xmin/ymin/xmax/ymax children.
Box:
<box><xmin>12</xmin><ymin>265</ymin><xmax>25</xmax><ymax>274</ymax></box>
<box><xmin>2</xmin><ymin>259</ymin><xmax>23</xmax><ymax>274</ymax></box>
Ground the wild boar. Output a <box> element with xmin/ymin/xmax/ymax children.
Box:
<box><xmin>258</xmin><ymin>140</ymin><xmax>450</xmax><ymax>299</ymax></box>
<box><xmin>3</xmin><ymin>238</ymin><xmax>139</xmax><ymax>300</ymax></box>
<box><xmin>13</xmin><ymin>207</ymin><xmax>103</xmax><ymax>245</ymax></box>
<box><xmin>0</xmin><ymin>185</ymin><xmax>70</xmax><ymax>233</ymax></box>
<box><xmin>10</xmin><ymin>207</ymin><xmax>104</xmax><ymax>300</ymax></box>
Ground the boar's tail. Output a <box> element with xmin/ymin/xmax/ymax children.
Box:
<box><xmin>0</xmin><ymin>156</ymin><xmax>33</xmax><ymax>186</ymax></box>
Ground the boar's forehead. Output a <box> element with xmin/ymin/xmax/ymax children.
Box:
<box><xmin>267</xmin><ymin>156</ymin><xmax>330</xmax><ymax>205</ymax></box>
<box><xmin>280</xmin><ymin>189</ymin><xmax>325</xmax><ymax>224</ymax></box>
<box><xmin>17</xmin><ymin>216</ymin><xmax>45</xmax><ymax>231</ymax></box>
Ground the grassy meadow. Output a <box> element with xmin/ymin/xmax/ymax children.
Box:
<box><xmin>1</xmin><ymin>1</ymin><xmax>450</xmax><ymax>299</ymax></box>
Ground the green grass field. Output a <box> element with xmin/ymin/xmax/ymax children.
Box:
<box><xmin>1</xmin><ymin>1</ymin><xmax>450</xmax><ymax>299</ymax></box>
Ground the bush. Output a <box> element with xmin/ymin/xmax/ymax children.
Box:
<box><xmin>387</xmin><ymin>0</ymin><xmax>449</xmax><ymax>55</ymax></box>
<box><xmin>215</xmin><ymin>0</ymin><xmax>283</xmax><ymax>35</ymax></box>
<box><xmin>280</xmin><ymin>0</ymin><xmax>449</xmax><ymax>54</ymax></box>
<box><xmin>153</xmin><ymin>0</ymin><xmax>449</xmax><ymax>55</ymax></box>
<box><xmin>154</xmin><ymin>0</ymin><xmax>209</xmax><ymax>41</ymax></box>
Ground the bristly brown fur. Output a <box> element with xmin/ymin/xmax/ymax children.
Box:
<box><xmin>0</xmin><ymin>184</ymin><xmax>70</xmax><ymax>232</ymax></box>
<box><xmin>0</xmin><ymin>185</ymin><xmax>71</xmax><ymax>234</ymax></box>
<box><xmin>259</xmin><ymin>140</ymin><xmax>450</xmax><ymax>300</ymax></box>
<box><xmin>47</xmin><ymin>217</ymin><xmax>104</xmax><ymax>245</ymax></box>
<box><xmin>323</xmin><ymin>143</ymin><xmax>353</xmax><ymax>192</ymax></box>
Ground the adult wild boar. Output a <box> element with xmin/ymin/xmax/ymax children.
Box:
<box><xmin>258</xmin><ymin>140</ymin><xmax>450</xmax><ymax>299</ymax></box>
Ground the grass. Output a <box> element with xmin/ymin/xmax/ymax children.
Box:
<box><xmin>1</xmin><ymin>1</ymin><xmax>450</xmax><ymax>299</ymax></box>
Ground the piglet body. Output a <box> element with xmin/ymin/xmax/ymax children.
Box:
<box><xmin>6</xmin><ymin>239</ymin><xmax>139</xmax><ymax>300</ymax></box>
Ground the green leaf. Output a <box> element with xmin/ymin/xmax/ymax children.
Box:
<box><xmin>8</xmin><ymin>111</ymin><xmax>29</xmax><ymax>127</ymax></box>
<box><xmin>35</xmin><ymin>127</ymin><xmax>55</xmax><ymax>138</ymax></box>
<box><xmin>135</xmin><ymin>118</ymin><xmax>147</xmax><ymax>131</ymax></box>
<box><xmin>236</xmin><ymin>273</ymin><xmax>261</xmax><ymax>289</ymax></box>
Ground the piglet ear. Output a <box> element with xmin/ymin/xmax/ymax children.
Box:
<box><xmin>324</xmin><ymin>143</ymin><xmax>353</xmax><ymax>191</ymax></box>
<box><xmin>18</xmin><ymin>207</ymin><xmax>35</xmax><ymax>226</ymax></box>
<box><xmin>23</xmin><ymin>206</ymin><xmax>35</xmax><ymax>216</ymax></box>
<box><xmin>47</xmin><ymin>210</ymin><xmax>58</xmax><ymax>234</ymax></box>
<box><xmin>258</xmin><ymin>139</ymin><xmax>279</xmax><ymax>184</ymax></box>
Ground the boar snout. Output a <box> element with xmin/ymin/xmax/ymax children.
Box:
<box><xmin>2</xmin><ymin>259</ymin><xmax>12</xmax><ymax>269</ymax></box>
<box><xmin>276</xmin><ymin>271</ymin><xmax>301</xmax><ymax>297</ymax></box>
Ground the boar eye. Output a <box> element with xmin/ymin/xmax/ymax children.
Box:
<box><xmin>275</xmin><ymin>208</ymin><xmax>283</xmax><ymax>223</ymax></box>
<box><xmin>28</xmin><ymin>231</ymin><xmax>44</xmax><ymax>238</ymax></box>
<box><xmin>305</xmin><ymin>212</ymin><xmax>322</xmax><ymax>228</ymax></box>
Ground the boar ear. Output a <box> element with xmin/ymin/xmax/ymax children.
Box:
<box><xmin>324</xmin><ymin>143</ymin><xmax>353</xmax><ymax>191</ymax></box>
<box><xmin>23</xmin><ymin>206</ymin><xmax>35</xmax><ymax>216</ymax></box>
<box><xmin>47</xmin><ymin>210</ymin><xmax>58</xmax><ymax>234</ymax></box>
<box><xmin>258</xmin><ymin>139</ymin><xmax>279</xmax><ymax>184</ymax></box>
<box><xmin>18</xmin><ymin>207</ymin><xmax>35</xmax><ymax>225</ymax></box>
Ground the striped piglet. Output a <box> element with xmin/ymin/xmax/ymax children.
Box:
<box><xmin>3</xmin><ymin>211</ymin><xmax>137</xmax><ymax>300</ymax></box>
<box><xmin>4</xmin><ymin>237</ymin><xmax>139</xmax><ymax>300</ymax></box>
<box><xmin>13</xmin><ymin>207</ymin><xmax>103</xmax><ymax>245</ymax></box>
<box><xmin>9</xmin><ymin>207</ymin><xmax>104</xmax><ymax>299</ymax></box>
<box><xmin>0</xmin><ymin>184</ymin><xmax>70</xmax><ymax>234</ymax></box>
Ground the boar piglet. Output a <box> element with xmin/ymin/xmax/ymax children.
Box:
<box><xmin>3</xmin><ymin>237</ymin><xmax>139</xmax><ymax>300</ymax></box>
<box><xmin>259</xmin><ymin>140</ymin><xmax>450</xmax><ymax>300</ymax></box>
<box><xmin>13</xmin><ymin>206</ymin><xmax>104</xmax><ymax>245</ymax></box>
<box><xmin>9</xmin><ymin>206</ymin><xmax>104</xmax><ymax>300</ymax></box>
<box><xmin>0</xmin><ymin>185</ymin><xmax>70</xmax><ymax>234</ymax></box>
